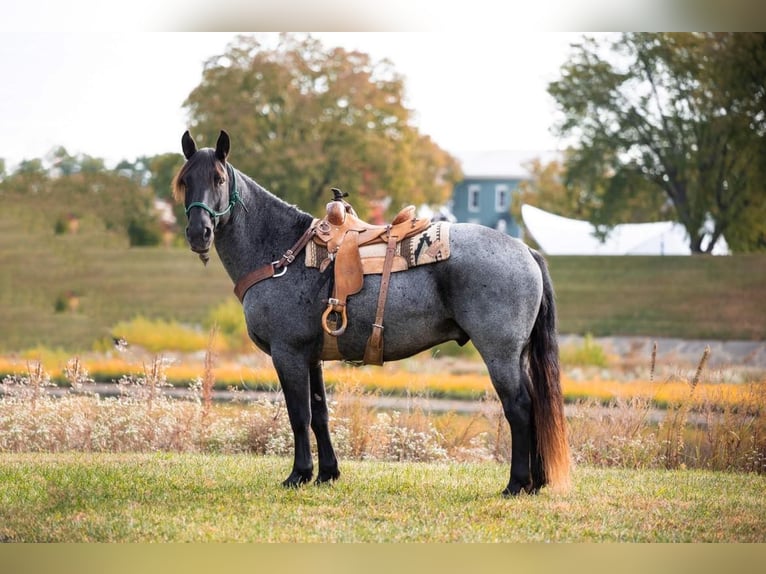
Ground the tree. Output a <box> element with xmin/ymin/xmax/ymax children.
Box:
<box><xmin>49</xmin><ymin>146</ymin><xmax>79</xmax><ymax>176</ymax></box>
<box><xmin>48</xmin><ymin>147</ymin><xmax>106</xmax><ymax>176</ymax></box>
<box><xmin>114</xmin><ymin>158</ymin><xmax>150</xmax><ymax>186</ymax></box>
<box><xmin>183</xmin><ymin>33</ymin><xmax>460</xmax><ymax>218</ymax></box>
<box><xmin>77</xmin><ymin>154</ymin><xmax>106</xmax><ymax>174</ymax></box>
<box><xmin>549</xmin><ymin>33</ymin><xmax>766</xmax><ymax>253</ymax></box>
<box><xmin>144</xmin><ymin>153</ymin><xmax>186</xmax><ymax>232</ymax></box>
<box><xmin>513</xmin><ymin>154</ymin><xmax>670</xmax><ymax>241</ymax></box>
<box><xmin>15</xmin><ymin>158</ymin><xmax>46</xmax><ymax>176</ymax></box>
<box><xmin>145</xmin><ymin>153</ymin><xmax>185</xmax><ymax>203</ymax></box>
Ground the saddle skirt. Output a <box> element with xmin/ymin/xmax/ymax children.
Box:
<box><xmin>305</xmin><ymin>221</ymin><xmax>451</xmax><ymax>274</ymax></box>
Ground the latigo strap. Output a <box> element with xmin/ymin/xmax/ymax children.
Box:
<box><xmin>362</xmin><ymin>232</ymin><xmax>399</xmax><ymax>366</ymax></box>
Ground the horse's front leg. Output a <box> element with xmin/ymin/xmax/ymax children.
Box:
<box><xmin>272</xmin><ymin>351</ymin><xmax>314</xmax><ymax>487</ymax></box>
<box><xmin>309</xmin><ymin>362</ymin><xmax>340</xmax><ymax>484</ymax></box>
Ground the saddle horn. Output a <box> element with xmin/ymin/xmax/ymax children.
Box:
<box><xmin>331</xmin><ymin>187</ymin><xmax>349</xmax><ymax>201</ymax></box>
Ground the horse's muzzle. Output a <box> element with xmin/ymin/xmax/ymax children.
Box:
<box><xmin>186</xmin><ymin>218</ymin><xmax>214</xmax><ymax>263</ymax></box>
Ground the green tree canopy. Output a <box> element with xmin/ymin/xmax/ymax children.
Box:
<box><xmin>182</xmin><ymin>33</ymin><xmax>460</xmax><ymax>218</ymax></box>
<box><xmin>549</xmin><ymin>33</ymin><xmax>766</xmax><ymax>253</ymax></box>
<box><xmin>47</xmin><ymin>147</ymin><xmax>107</xmax><ymax>176</ymax></box>
<box><xmin>15</xmin><ymin>158</ymin><xmax>45</xmax><ymax>176</ymax></box>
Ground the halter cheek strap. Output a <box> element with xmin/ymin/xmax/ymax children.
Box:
<box><xmin>185</xmin><ymin>163</ymin><xmax>244</xmax><ymax>223</ymax></box>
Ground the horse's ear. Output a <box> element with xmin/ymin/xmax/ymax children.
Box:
<box><xmin>182</xmin><ymin>130</ymin><xmax>197</xmax><ymax>159</ymax></box>
<box><xmin>215</xmin><ymin>130</ymin><xmax>230</xmax><ymax>162</ymax></box>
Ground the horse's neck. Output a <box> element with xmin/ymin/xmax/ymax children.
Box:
<box><xmin>214</xmin><ymin>173</ymin><xmax>313</xmax><ymax>283</ymax></box>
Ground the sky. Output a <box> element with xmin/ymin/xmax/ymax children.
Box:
<box><xmin>0</xmin><ymin>31</ymin><xmax>586</xmax><ymax>170</ymax></box>
<box><xmin>2</xmin><ymin>0</ymin><xmax>761</xmax><ymax>170</ymax></box>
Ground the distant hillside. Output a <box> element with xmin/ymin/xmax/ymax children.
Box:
<box><xmin>548</xmin><ymin>255</ymin><xmax>766</xmax><ymax>341</ymax></box>
<box><xmin>0</xmin><ymin>170</ymin><xmax>166</xmax><ymax>247</ymax></box>
<box><xmin>1</xmin><ymin>199</ymin><xmax>764</xmax><ymax>351</ymax></box>
<box><xmin>0</xmin><ymin>199</ymin><xmax>231</xmax><ymax>351</ymax></box>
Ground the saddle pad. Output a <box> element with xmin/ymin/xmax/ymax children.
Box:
<box><xmin>305</xmin><ymin>221</ymin><xmax>451</xmax><ymax>274</ymax></box>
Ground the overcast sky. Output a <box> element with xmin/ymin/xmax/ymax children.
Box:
<box><xmin>0</xmin><ymin>31</ymin><xmax>588</xmax><ymax>170</ymax></box>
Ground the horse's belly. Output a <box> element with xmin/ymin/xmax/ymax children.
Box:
<box><xmin>335</xmin><ymin>265</ymin><xmax>465</xmax><ymax>361</ymax></box>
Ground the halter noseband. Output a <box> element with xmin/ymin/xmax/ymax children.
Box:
<box><xmin>185</xmin><ymin>163</ymin><xmax>244</xmax><ymax>224</ymax></box>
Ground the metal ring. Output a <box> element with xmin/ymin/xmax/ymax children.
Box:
<box><xmin>272</xmin><ymin>262</ymin><xmax>287</xmax><ymax>278</ymax></box>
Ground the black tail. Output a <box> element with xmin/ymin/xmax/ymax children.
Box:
<box><xmin>526</xmin><ymin>249</ymin><xmax>571</xmax><ymax>491</ymax></box>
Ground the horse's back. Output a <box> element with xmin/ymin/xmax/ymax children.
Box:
<box><xmin>447</xmin><ymin>222</ymin><xmax>543</xmax><ymax>291</ymax></box>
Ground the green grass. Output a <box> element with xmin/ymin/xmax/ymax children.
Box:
<box><xmin>0</xmin><ymin>453</ymin><xmax>763</xmax><ymax>542</ymax></box>
<box><xmin>548</xmin><ymin>255</ymin><xmax>766</xmax><ymax>340</ymax></box>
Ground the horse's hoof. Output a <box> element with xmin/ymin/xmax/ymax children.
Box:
<box><xmin>502</xmin><ymin>481</ymin><xmax>538</xmax><ymax>497</ymax></box>
<box><xmin>282</xmin><ymin>469</ymin><xmax>313</xmax><ymax>488</ymax></box>
<box><xmin>315</xmin><ymin>467</ymin><xmax>340</xmax><ymax>485</ymax></box>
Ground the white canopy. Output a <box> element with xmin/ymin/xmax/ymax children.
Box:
<box><xmin>521</xmin><ymin>204</ymin><xmax>729</xmax><ymax>255</ymax></box>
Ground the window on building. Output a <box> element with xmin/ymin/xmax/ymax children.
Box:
<box><xmin>495</xmin><ymin>185</ymin><xmax>509</xmax><ymax>212</ymax></box>
<box><xmin>468</xmin><ymin>185</ymin><xmax>481</xmax><ymax>212</ymax></box>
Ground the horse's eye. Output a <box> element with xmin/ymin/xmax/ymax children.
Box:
<box><xmin>215</xmin><ymin>176</ymin><xmax>225</xmax><ymax>187</ymax></box>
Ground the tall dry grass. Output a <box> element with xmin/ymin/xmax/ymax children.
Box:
<box><xmin>568</xmin><ymin>344</ymin><xmax>765</xmax><ymax>473</ymax></box>
<box><xmin>0</xmin><ymin>341</ymin><xmax>763</xmax><ymax>473</ymax></box>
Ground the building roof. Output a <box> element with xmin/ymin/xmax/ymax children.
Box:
<box><xmin>454</xmin><ymin>150</ymin><xmax>560</xmax><ymax>179</ymax></box>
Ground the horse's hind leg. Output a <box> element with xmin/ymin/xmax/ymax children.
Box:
<box><xmin>309</xmin><ymin>362</ymin><xmax>340</xmax><ymax>484</ymax></box>
<box><xmin>483</xmin><ymin>347</ymin><xmax>536</xmax><ymax>496</ymax></box>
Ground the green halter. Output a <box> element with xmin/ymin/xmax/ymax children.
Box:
<box><xmin>185</xmin><ymin>163</ymin><xmax>243</xmax><ymax>222</ymax></box>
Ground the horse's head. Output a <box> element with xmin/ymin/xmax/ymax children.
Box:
<box><xmin>173</xmin><ymin>130</ymin><xmax>239</xmax><ymax>264</ymax></box>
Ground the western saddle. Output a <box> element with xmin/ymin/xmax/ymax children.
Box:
<box><xmin>232</xmin><ymin>188</ymin><xmax>431</xmax><ymax>365</ymax></box>
<box><xmin>314</xmin><ymin>189</ymin><xmax>430</xmax><ymax>365</ymax></box>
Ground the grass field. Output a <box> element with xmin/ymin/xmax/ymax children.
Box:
<box><xmin>0</xmin><ymin>209</ymin><xmax>232</xmax><ymax>351</ymax></box>
<box><xmin>2</xmin><ymin>203</ymin><xmax>765</xmax><ymax>352</ymax></box>
<box><xmin>547</xmin><ymin>255</ymin><xmax>766</xmax><ymax>340</ymax></box>
<box><xmin>0</xmin><ymin>453</ymin><xmax>763</xmax><ymax>542</ymax></box>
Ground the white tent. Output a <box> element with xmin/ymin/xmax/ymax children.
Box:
<box><xmin>520</xmin><ymin>204</ymin><xmax>729</xmax><ymax>255</ymax></box>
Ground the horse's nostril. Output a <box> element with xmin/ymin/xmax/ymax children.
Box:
<box><xmin>185</xmin><ymin>223</ymin><xmax>213</xmax><ymax>248</ymax></box>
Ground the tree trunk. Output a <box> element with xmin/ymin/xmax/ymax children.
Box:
<box><xmin>689</xmin><ymin>231</ymin><xmax>705</xmax><ymax>254</ymax></box>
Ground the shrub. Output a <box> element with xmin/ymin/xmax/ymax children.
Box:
<box><xmin>429</xmin><ymin>341</ymin><xmax>479</xmax><ymax>359</ymax></box>
<box><xmin>126</xmin><ymin>217</ymin><xmax>162</xmax><ymax>247</ymax></box>
<box><xmin>204</xmin><ymin>299</ymin><xmax>250</xmax><ymax>352</ymax></box>
<box><xmin>53</xmin><ymin>217</ymin><xmax>68</xmax><ymax>235</ymax></box>
<box><xmin>1</xmin><ymin>352</ymin><xmax>763</xmax><ymax>474</ymax></box>
<box><xmin>111</xmin><ymin>316</ymin><xmax>228</xmax><ymax>353</ymax></box>
<box><xmin>560</xmin><ymin>333</ymin><xmax>609</xmax><ymax>368</ymax></box>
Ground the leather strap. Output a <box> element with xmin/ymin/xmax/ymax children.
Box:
<box><xmin>363</xmin><ymin>232</ymin><xmax>398</xmax><ymax>365</ymax></box>
<box><xmin>233</xmin><ymin>223</ymin><xmax>317</xmax><ymax>303</ymax></box>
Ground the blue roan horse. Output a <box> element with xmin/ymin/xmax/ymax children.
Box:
<box><xmin>174</xmin><ymin>130</ymin><xmax>570</xmax><ymax>495</ymax></box>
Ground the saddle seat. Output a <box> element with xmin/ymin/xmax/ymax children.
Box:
<box><xmin>315</xmin><ymin>201</ymin><xmax>425</xmax><ymax>253</ymax></box>
<box><xmin>313</xmin><ymin>190</ymin><xmax>431</xmax><ymax>365</ymax></box>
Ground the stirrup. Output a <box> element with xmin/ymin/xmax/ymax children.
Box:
<box><xmin>321</xmin><ymin>300</ymin><xmax>348</xmax><ymax>337</ymax></box>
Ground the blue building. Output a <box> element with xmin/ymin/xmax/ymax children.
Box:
<box><xmin>450</xmin><ymin>150</ymin><xmax>553</xmax><ymax>237</ymax></box>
